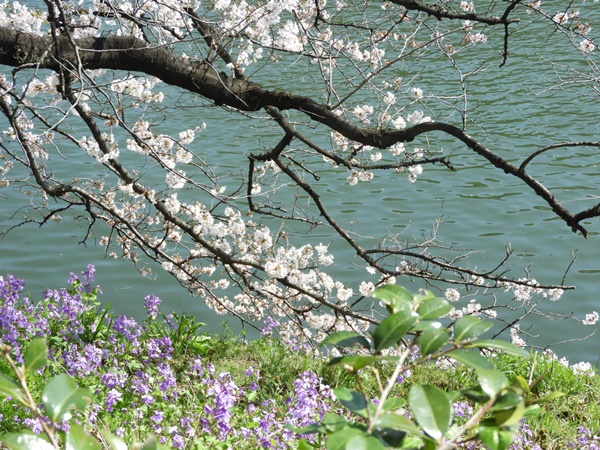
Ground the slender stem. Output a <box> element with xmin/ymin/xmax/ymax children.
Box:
<box><xmin>2</xmin><ymin>351</ymin><xmax>61</xmax><ymax>449</ymax></box>
<box><xmin>367</xmin><ymin>345</ymin><xmax>411</xmax><ymax>433</ymax></box>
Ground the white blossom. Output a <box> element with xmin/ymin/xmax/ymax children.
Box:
<box><xmin>579</xmin><ymin>39</ymin><xmax>596</xmax><ymax>53</ymax></box>
<box><xmin>583</xmin><ymin>311</ymin><xmax>599</xmax><ymax>325</ymax></box>
<box><xmin>444</xmin><ymin>288</ymin><xmax>460</xmax><ymax>302</ymax></box>
<box><xmin>571</xmin><ymin>361</ymin><xmax>595</xmax><ymax>377</ymax></box>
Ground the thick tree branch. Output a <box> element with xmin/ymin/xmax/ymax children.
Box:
<box><xmin>0</xmin><ymin>26</ymin><xmax>595</xmax><ymax>237</ymax></box>
<box><xmin>388</xmin><ymin>0</ymin><xmax>519</xmax><ymax>25</ymax></box>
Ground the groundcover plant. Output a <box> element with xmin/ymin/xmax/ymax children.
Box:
<box><xmin>0</xmin><ymin>267</ymin><xmax>599</xmax><ymax>449</ymax></box>
<box><xmin>0</xmin><ymin>267</ymin><xmax>335</xmax><ymax>449</ymax></box>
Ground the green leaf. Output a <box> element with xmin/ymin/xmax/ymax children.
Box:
<box><xmin>523</xmin><ymin>404</ymin><xmax>544</xmax><ymax>417</ymax></box>
<box><xmin>326</xmin><ymin>429</ymin><xmax>386</xmax><ymax>450</ymax></box>
<box><xmin>325</xmin><ymin>428</ymin><xmax>365</xmax><ymax>450</ymax></box>
<box><xmin>469</xmin><ymin>340</ymin><xmax>529</xmax><ymax>358</ymax></box>
<box><xmin>416</xmin><ymin>327</ymin><xmax>450</xmax><ymax>356</ymax></box>
<box><xmin>413</xmin><ymin>289</ymin><xmax>437</xmax><ymax>305</ymax></box>
<box><xmin>380</xmin><ymin>396</ymin><xmax>407</xmax><ymax>412</ymax></box>
<box><xmin>346</xmin><ymin>434</ymin><xmax>386</xmax><ymax>450</ymax></box>
<box><xmin>42</xmin><ymin>374</ymin><xmax>93</xmax><ymax>422</ymax></box>
<box><xmin>286</xmin><ymin>423</ymin><xmax>326</xmax><ymax>435</ymax></box>
<box><xmin>23</xmin><ymin>338</ymin><xmax>47</xmax><ymax>377</ymax></box>
<box><xmin>100</xmin><ymin>429</ymin><xmax>128</xmax><ymax>450</ymax></box>
<box><xmin>372</xmin><ymin>285</ymin><xmax>413</xmax><ymax>313</ymax></box>
<box><xmin>536</xmin><ymin>391</ymin><xmax>565</xmax><ymax>404</ymax></box>
<box><xmin>453</xmin><ymin>316</ymin><xmax>493</xmax><ymax>342</ymax></box>
<box><xmin>328</xmin><ymin>356</ymin><xmax>377</xmax><ymax>372</ymax></box>
<box><xmin>478</xmin><ymin>425</ymin><xmax>515</xmax><ymax>450</ymax></box>
<box><xmin>417</xmin><ymin>297</ymin><xmax>452</xmax><ymax>320</ymax></box>
<box><xmin>66</xmin><ymin>423</ymin><xmax>102</xmax><ymax>450</ymax></box>
<box><xmin>297</xmin><ymin>438</ymin><xmax>316</xmax><ymax>450</ymax></box>
<box><xmin>513</xmin><ymin>375</ymin><xmax>531</xmax><ymax>395</ymax></box>
<box><xmin>322</xmin><ymin>413</ymin><xmax>349</xmax><ymax>433</ymax></box>
<box><xmin>447</xmin><ymin>349</ymin><xmax>494</xmax><ymax>371</ymax></box>
<box><xmin>490</xmin><ymin>392</ymin><xmax>523</xmax><ymax>412</ymax></box>
<box><xmin>334</xmin><ymin>387</ymin><xmax>369</xmax><ymax>418</ymax></box>
<box><xmin>374</xmin><ymin>412</ymin><xmax>421</xmax><ymax>435</ymax></box>
<box><xmin>0</xmin><ymin>432</ymin><xmax>54</xmax><ymax>450</ymax></box>
<box><xmin>372</xmin><ymin>310</ymin><xmax>418</xmax><ymax>353</ymax></box>
<box><xmin>0</xmin><ymin>374</ymin><xmax>26</xmax><ymax>405</ymax></box>
<box><xmin>476</xmin><ymin>368</ymin><xmax>508</xmax><ymax>398</ymax></box>
<box><xmin>135</xmin><ymin>436</ymin><xmax>169</xmax><ymax>450</ymax></box>
<box><xmin>462</xmin><ymin>387</ymin><xmax>490</xmax><ymax>403</ymax></box>
<box><xmin>411</xmin><ymin>321</ymin><xmax>443</xmax><ymax>332</ymax></box>
<box><xmin>321</xmin><ymin>331</ymin><xmax>371</xmax><ymax>350</ymax></box>
<box><xmin>494</xmin><ymin>402</ymin><xmax>526</xmax><ymax>427</ymax></box>
<box><xmin>408</xmin><ymin>385</ymin><xmax>451</xmax><ymax>440</ymax></box>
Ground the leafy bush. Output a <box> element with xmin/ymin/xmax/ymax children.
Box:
<box><xmin>292</xmin><ymin>285</ymin><xmax>563</xmax><ymax>450</ymax></box>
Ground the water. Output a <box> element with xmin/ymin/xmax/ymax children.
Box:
<box><xmin>1</xmin><ymin>3</ymin><xmax>599</xmax><ymax>363</ymax></box>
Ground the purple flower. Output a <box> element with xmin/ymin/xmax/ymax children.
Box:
<box><xmin>113</xmin><ymin>315</ymin><xmax>142</xmax><ymax>348</ymax></box>
<box><xmin>106</xmin><ymin>389</ymin><xmax>122</xmax><ymax>412</ymax></box>
<box><xmin>172</xmin><ymin>434</ymin><xmax>185</xmax><ymax>449</ymax></box>
<box><xmin>205</xmin><ymin>372</ymin><xmax>239</xmax><ymax>438</ymax></box>
<box><xmin>151</xmin><ymin>411</ymin><xmax>164</xmax><ymax>424</ymax></box>
<box><xmin>287</xmin><ymin>371</ymin><xmax>332</xmax><ymax>428</ymax></box>
<box><xmin>144</xmin><ymin>294</ymin><xmax>161</xmax><ymax>320</ymax></box>
<box><xmin>261</xmin><ymin>317</ymin><xmax>280</xmax><ymax>337</ymax></box>
<box><xmin>23</xmin><ymin>417</ymin><xmax>43</xmax><ymax>434</ymax></box>
<box><xmin>146</xmin><ymin>336</ymin><xmax>173</xmax><ymax>360</ymax></box>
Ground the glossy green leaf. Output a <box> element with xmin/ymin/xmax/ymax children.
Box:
<box><xmin>42</xmin><ymin>374</ymin><xmax>93</xmax><ymax>422</ymax></box>
<box><xmin>66</xmin><ymin>423</ymin><xmax>102</xmax><ymax>450</ymax></box>
<box><xmin>328</xmin><ymin>356</ymin><xmax>377</xmax><ymax>371</ymax></box>
<box><xmin>137</xmin><ymin>436</ymin><xmax>159</xmax><ymax>450</ymax></box>
<box><xmin>136</xmin><ymin>436</ymin><xmax>170</xmax><ymax>450</ymax></box>
<box><xmin>536</xmin><ymin>391</ymin><xmax>566</xmax><ymax>404</ymax></box>
<box><xmin>513</xmin><ymin>375</ymin><xmax>531</xmax><ymax>395</ymax></box>
<box><xmin>414</xmin><ymin>289</ymin><xmax>437</xmax><ymax>305</ymax></box>
<box><xmin>417</xmin><ymin>297</ymin><xmax>452</xmax><ymax>320</ymax></box>
<box><xmin>476</xmin><ymin>368</ymin><xmax>508</xmax><ymax>398</ymax></box>
<box><xmin>380</xmin><ymin>396</ymin><xmax>407</xmax><ymax>412</ymax></box>
<box><xmin>0</xmin><ymin>432</ymin><xmax>54</xmax><ymax>450</ymax></box>
<box><xmin>297</xmin><ymin>438</ymin><xmax>315</xmax><ymax>450</ymax></box>
<box><xmin>0</xmin><ymin>374</ymin><xmax>26</xmax><ymax>405</ymax></box>
<box><xmin>321</xmin><ymin>331</ymin><xmax>371</xmax><ymax>350</ymax></box>
<box><xmin>100</xmin><ymin>429</ymin><xmax>128</xmax><ymax>450</ymax></box>
<box><xmin>334</xmin><ymin>387</ymin><xmax>369</xmax><ymax>418</ymax></box>
<box><xmin>374</xmin><ymin>412</ymin><xmax>421</xmax><ymax>435</ymax></box>
<box><xmin>523</xmin><ymin>404</ymin><xmax>544</xmax><ymax>417</ymax></box>
<box><xmin>345</xmin><ymin>434</ymin><xmax>386</xmax><ymax>450</ymax></box>
<box><xmin>447</xmin><ymin>349</ymin><xmax>494</xmax><ymax>371</ymax></box>
<box><xmin>372</xmin><ymin>310</ymin><xmax>418</xmax><ymax>353</ymax></box>
<box><xmin>322</xmin><ymin>413</ymin><xmax>349</xmax><ymax>433</ymax></box>
<box><xmin>478</xmin><ymin>426</ymin><xmax>514</xmax><ymax>450</ymax></box>
<box><xmin>453</xmin><ymin>316</ymin><xmax>493</xmax><ymax>342</ymax></box>
<box><xmin>408</xmin><ymin>385</ymin><xmax>451</xmax><ymax>440</ymax></box>
<box><xmin>470</xmin><ymin>340</ymin><xmax>529</xmax><ymax>358</ymax></box>
<box><xmin>372</xmin><ymin>285</ymin><xmax>413</xmax><ymax>313</ymax></box>
<box><xmin>324</xmin><ymin>428</ymin><xmax>367</xmax><ymax>450</ymax></box>
<box><xmin>462</xmin><ymin>387</ymin><xmax>490</xmax><ymax>403</ymax></box>
<box><xmin>494</xmin><ymin>402</ymin><xmax>526</xmax><ymax>427</ymax></box>
<box><xmin>23</xmin><ymin>338</ymin><xmax>47</xmax><ymax>377</ymax></box>
<box><xmin>416</xmin><ymin>327</ymin><xmax>450</xmax><ymax>356</ymax></box>
<box><xmin>285</xmin><ymin>423</ymin><xmax>326</xmax><ymax>435</ymax></box>
<box><xmin>411</xmin><ymin>321</ymin><xmax>441</xmax><ymax>332</ymax></box>
<box><xmin>490</xmin><ymin>392</ymin><xmax>523</xmax><ymax>412</ymax></box>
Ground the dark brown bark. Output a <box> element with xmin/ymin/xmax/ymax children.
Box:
<box><xmin>0</xmin><ymin>26</ymin><xmax>598</xmax><ymax>236</ymax></box>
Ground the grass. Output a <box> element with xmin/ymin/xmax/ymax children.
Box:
<box><xmin>0</xmin><ymin>270</ymin><xmax>599</xmax><ymax>449</ymax></box>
